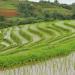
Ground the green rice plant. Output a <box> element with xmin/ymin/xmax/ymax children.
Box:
<box><xmin>3</xmin><ymin>39</ymin><xmax>13</xmax><ymax>45</ymax></box>
<box><xmin>19</xmin><ymin>29</ymin><xmax>32</xmax><ymax>42</ymax></box>
<box><xmin>0</xmin><ymin>20</ymin><xmax>75</xmax><ymax>69</ymax></box>
<box><xmin>27</xmin><ymin>25</ymin><xmax>54</xmax><ymax>48</ymax></box>
<box><xmin>53</xmin><ymin>23</ymin><xmax>71</xmax><ymax>34</ymax></box>
<box><xmin>1</xmin><ymin>32</ymin><xmax>72</xmax><ymax>55</ymax></box>
<box><xmin>64</xmin><ymin>22</ymin><xmax>75</xmax><ymax>29</ymax></box>
<box><xmin>47</xmin><ymin>23</ymin><xmax>67</xmax><ymax>35</ymax></box>
<box><xmin>0</xmin><ymin>44</ymin><xmax>6</xmax><ymax>51</ymax></box>
<box><xmin>0</xmin><ymin>36</ymin><xmax>75</xmax><ymax>69</ymax></box>
<box><xmin>37</xmin><ymin>25</ymin><xmax>54</xmax><ymax>36</ymax></box>
<box><xmin>10</xmin><ymin>30</ymin><xmax>22</xmax><ymax>44</ymax></box>
<box><xmin>28</xmin><ymin>25</ymin><xmax>43</xmax><ymax>38</ymax></box>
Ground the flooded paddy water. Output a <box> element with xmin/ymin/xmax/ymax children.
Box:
<box><xmin>0</xmin><ymin>53</ymin><xmax>75</xmax><ymax>75</ymax></box>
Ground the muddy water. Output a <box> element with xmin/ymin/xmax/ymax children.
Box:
<box><xmin>0</xmin><ymin>53</ymin><xmax>75</xmax><ymax>75</ymax></box>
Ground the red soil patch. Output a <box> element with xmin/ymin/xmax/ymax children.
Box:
<box><xmin>0</xmin><ymin>8</ymin><xmax>18</xmax><ymax>17</ymax></box>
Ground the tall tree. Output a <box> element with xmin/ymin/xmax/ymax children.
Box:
<box><xmin>54</xmin><ymin>0</ymin><xmax>59</xmax><ymax>4</ymax></box>
<box><xmin>18</xmin><ymin>2</ymin><xmax>36</xmax><ymax>17</ymax></box>
<box><xmin>0</xmin><ymin>16</ymin><xmax>5</xmax><ymax>22</ymax></box>
<box><xmin>72</xmin><ymin>3</ymin><xmax>75</xmax><ymax>14</ymax></box>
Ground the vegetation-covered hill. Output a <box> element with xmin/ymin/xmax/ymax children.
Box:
<box><xmin>0</xmin><ymin>0</ymin><xmax>73</xmax><ymax>17</ymax></box>
<box><xmin>0</xmin><ymin>0</ymin><xmax>75</xmax><ymax>28</ymax></box>
<box><xmin>18</xmin><ymin>1</ymin><xmax>73</xmax><ymax>18</ymax></box>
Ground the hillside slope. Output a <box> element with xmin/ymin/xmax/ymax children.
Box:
<box><xmin>0</xmin><ymin>1</ymin><xmax>73</xmax><ymax>17</ymax></box>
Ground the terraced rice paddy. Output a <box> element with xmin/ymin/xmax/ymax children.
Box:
<box><xmin>0</xmin><ymin>20</ymin><xmax>75</xmax><ymax>75</ymax></box>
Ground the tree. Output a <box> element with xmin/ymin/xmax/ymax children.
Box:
<box><xmin>71</xmin><ymin>3</ymin><xmax>75</xmax><ymax>14</ymax></box>
<box><xmin>0</xmin><ymin>16</ymin><xmax>5</xmax><ymax>22</ymax></box>
<box><xmin>18</xmin><ymin>2</ymin><xmax>36</xmax><ymax>17</ymax></box>
<box><xmin>71</xmin><ymin>3</ymin><xmax>75</xmax><ymax>19</ymax></box>
<box><xmin>54</xmin><ymin>0</ymin><xmax>59</xmax><ymax>4</ymax></box>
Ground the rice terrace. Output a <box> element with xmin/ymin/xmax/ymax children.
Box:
<box><xmin>0</xmin><ymin>0</ymin><xmax>75</xmax><ymax>75</ymax></box>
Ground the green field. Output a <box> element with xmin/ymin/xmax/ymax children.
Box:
<box><xmin>0</xmin><ymin>20</ymin><xmax>75</xmax><ymax>69</ymax></box>
<box><xmin>0</xmin><ymin>1</ymin><xmax>16</xmax><ymax>9</ymax></box>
